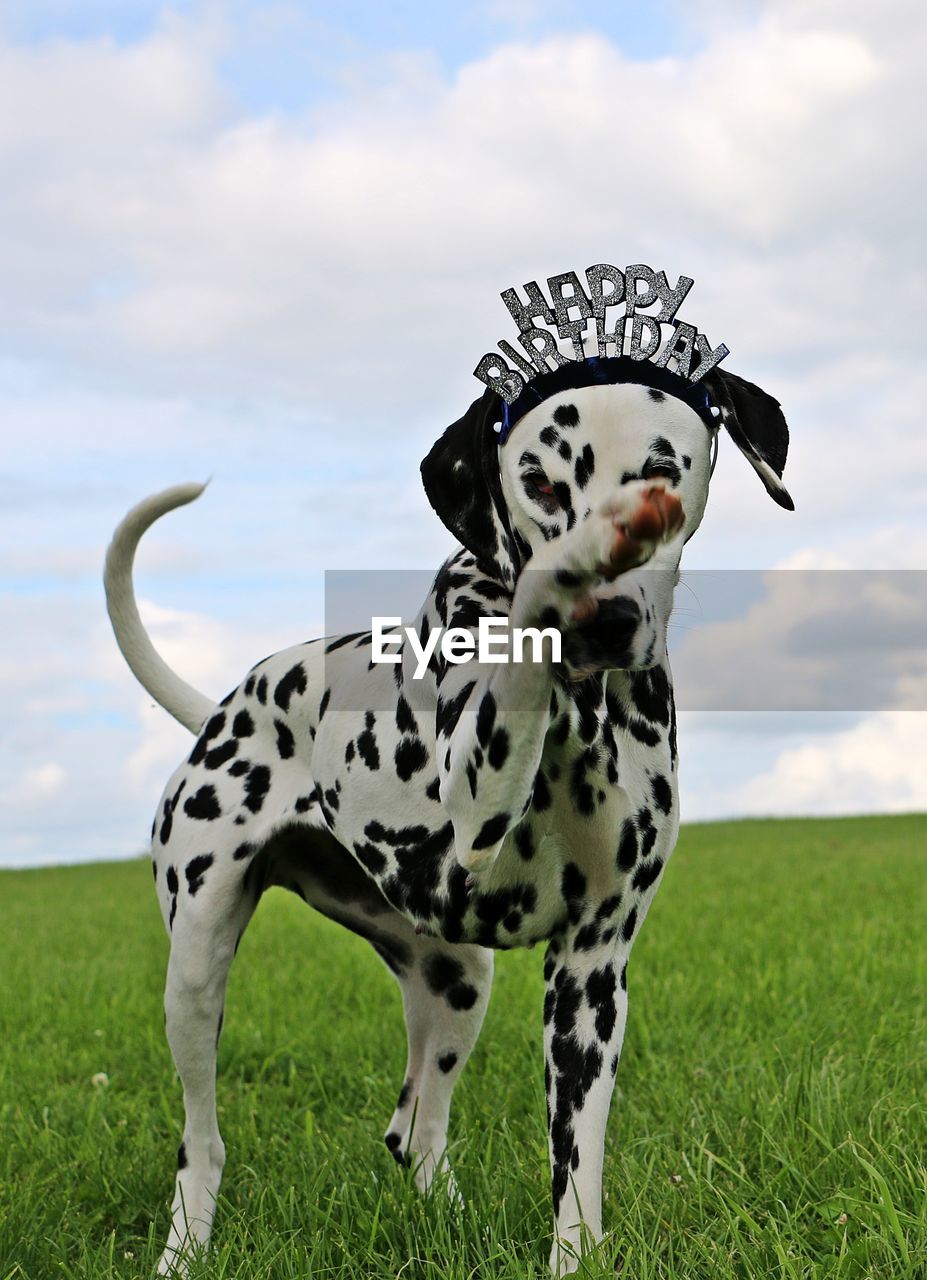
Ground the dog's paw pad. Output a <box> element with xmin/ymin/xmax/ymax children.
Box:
<box><xmin>598</xmin><ymin>485</ymin><xmax>684</xmax><ymax>578</ymax></box>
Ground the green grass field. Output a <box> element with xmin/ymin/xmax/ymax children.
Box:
<box><xmin>1</xmin><ymin>815</ymin><xmax>925</xmax><ymax>1279</ymax></box>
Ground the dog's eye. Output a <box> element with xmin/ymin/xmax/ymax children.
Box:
<box><xmin>643</xmin><ymin>463</ymin><xmax>680</xmax><ymax>484</ymax></box>
<box><xmin>523</xmin><ymin>472</ymin><xmax>560</xmax><ymax>510</ymax></box>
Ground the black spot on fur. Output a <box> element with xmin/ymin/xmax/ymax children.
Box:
<box><xmin>573</xmin><ymin>922</ymin><xmax>600</xmax><ymax>950</ymax></box>
<box><xmin>184</xmin><ymin>785</ymin><xmax>221</xmax><ymax>822</ymax></box>
<box><xmin>622</xmin><ymin>907</ymin><xmax>638</xmax><ymax>942</ymax></box>
<box><xmin>436</xmin><ymin>680</ymin><xmax>476</xmax><ymax>740</ymax></box>
<box><xmin>630</xmin><ymin>666</ymin><xmax>672</xmax><ymax>725</ymax></box>
<box><xmin>488</xmin><ymin>728</ymin><xmax>510</xmax><ymax>770</ymax></box>
<box><xmin>597</xmin><ymin>894</ymin><xmax>622</xmax><ymax>921</ymax></box>
<box><xmin>358</xmin><ymin>713</ymin><xmax>380</xmax><ymax>770</ymax></box>
<box><xmin>532</xmin><ymin>768</ymin><xmax>552</xmax><ymax>811</ymax></box>
<box><xmin>365</xmin><ymin>820</ymin><xmax>430</xmax><ymax>846</ymax></box>
<box><xmin>166</xmin><ymin>865</ymin><xmax>179</xmax><ymax>895</ymax></box>
<box><xmin>243</xmin><ymin>765</ymin><xmax>271</xmax><ymax>813</ymax></box>
<box><xmin>475</xmin><ymin>692</ymin><xmax>496</xmax><ymax>747</ymax></box>
<box><xmin>628</xmin><ymin>717</ymin><xmax>661</xmax><ymax>748</ymax></box>
<box><xmin>472</xmin><ymin>812</ymin><xmax>509</xmax><ymax>849</ymax></box>
<box><xmin>561</xmin><ymin>862</ymin><xmax>586</xmax><ymax>923</ymax></box>
<box><xmin>466</xmin><ymin>760</ymin><xmax>478</xmax><ymax>799</ymax></box>
<box><xmin>177</xmin><ymin>1142</ymin><xmax>187</xmax><ymax>1170</ymax></box>
<box><xmin>651</xmin><ymin>772</ymin><xmax>673</xmax><ymax>814</ymax></box>
<box><xmin>232</xmin><ymin>709</ymin><xmax>254</xmax><ymax>738</ymax></box>
<box><xmin>448</xmin><ymin>982</ymin><xmax>478</xmax><ymax>1010</ymax></box>
<box><xmin>551</xmin><ymin>480</ymin><xmax>574</xmax><ymax>526</ymax></box>
<box><xmin>159</xmin><ymin>780</ymin><xmax>186</xmax><ymax>845</ymax></box>
<box><xmin>324</xmin><ymin>631</ymin><xmax>365</xmax><ymax>654</ymax></box>
<box><xmin>185</xmin><ymin>853</ymin><xmax>214</xmax><ymax>896</ymax></box>
<box><xmin>424</xmin><ymin>953</ymin><xmax>478</xmax><ymax>1010</ymax></box>
<box><xmin>647</xmin><ymin>388</ymin><xmax>666</xmax><ymax>403</ymax></box>
<box><xmin>396</xmin><ymin>696</ymin><xmax>417</xmax><ymax>735</ymax></box>
<box><xmin>616</xmin><ymin>819</ymin><xmax>638</xmax><ymax>872</ymax></box>
<box><xmin>274</xmin><ymin>663</ymin><xmax>306</xmax><ymax>712</ymax></box>
<box><xmin>553</xmin><ymin>403</ymin><xmax>579</xmax><ymax>427</ymax></box>
<box><xmin>395</xmin><ymin>737</ymin><xmax>428</xmax><ymax>781</ymax></box>
<box><xmin>354</xmin><ymin>841</ymin><xmax>387</xmax><ymax>875</ymax></box>
<box><xmin>204</xmin><ymin>739</ymin><xmax>238</xmax><ymax>770</ymax></box>
<box><xmin>424</xmin><ymin>953</ymin><xmax>463</xmax><ymax>995</ymax></box>
<box><xmin>632</xmin><ymin>858</ymin><xmax>664</xmax><ymax>893</ymax></box>
<box><xmin>637</xmin><ymin>806</ymin><xmax>658</xmax><ymax>857</ymax></box>
<box><xmin>514</xmin><ymin>825</ymin><xmax>535</xmax><ymax>861</ymax></box>
<box><xmin>189</xmin><ymin>712</ymin><xmax>226</xmax><ymax>765</ymax></box>
<box><xmin>574</xmin><ymin>443</ymin><xmax>595</xmax><ymax>490</ymax></box>
<box><xmin>585</xmin><ymin>966</ymin><xmax>617</xmax><ymax>1042</ymax></box>
<box><xmin>437</xmin><ymin>1052</ymin><xmax>458</xmax><ymax>1074</ymax></box>
<box><xmin>274</xmin><ymin>719</ymin><xmax>296</xmax><ymax>760</ymax></box>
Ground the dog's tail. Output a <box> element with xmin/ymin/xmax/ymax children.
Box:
<box><xmin>104</xmin><ymin>483</ymin><xmax>215</xmax><ymax>734</ymax></box>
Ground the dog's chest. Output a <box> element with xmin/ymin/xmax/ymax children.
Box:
<box><xmin>311</xmin><ymin>663</ymin><xmax>677</xmax><ymax>950</ymax></box>
<box><xmin>476</xmin><ymin>715</ymin><xmax>677</xmax><ymax>937</ymax></box>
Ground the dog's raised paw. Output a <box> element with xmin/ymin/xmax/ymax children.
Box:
<box><xmin>596</xmin><ymin>483</ymin><xmax>684</xmax><ymax>579</ymax></box>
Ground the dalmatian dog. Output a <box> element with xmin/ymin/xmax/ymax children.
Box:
<box><xmin>105</xmin><ymin>363</ymin><xmax>791</xmax><ymax>1276</ymax></box>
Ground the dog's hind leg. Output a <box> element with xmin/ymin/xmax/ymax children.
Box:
<box><xmin>155</xmin><ymin>846</ymin><xmax>257</xmax><ymax>1277</ymax></box>
<box><xmin>384</xmin><ymin>941</ymin><xmax>493</xmax><ymax>1195</ymax></box>
<box><xmin>264</xmin><ymin>823</ymin><xmax>494</xmax><ymax>1199</ymax></box>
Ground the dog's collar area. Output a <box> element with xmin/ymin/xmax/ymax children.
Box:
<box><xmin>494</xmin><ymin>355</ymin><xmax>720</xmax><ymax>444</ymax></box>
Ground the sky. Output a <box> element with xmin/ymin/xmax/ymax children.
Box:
<box><xmin>2</xmin><ymin>0</ymin><xmax>926</xmax><ymax>866</ymax></box>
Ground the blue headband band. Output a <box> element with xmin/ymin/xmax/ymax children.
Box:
<box><xmin>498</xmin><ymin>355</ymin><xmax>718</xmax><ymax>444</ymax></box>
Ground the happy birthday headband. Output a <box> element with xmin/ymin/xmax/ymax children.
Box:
<box><xmin>473</xmin><ymin>263</ymin><xmax>730</xmax><ymax>441</ymax></box>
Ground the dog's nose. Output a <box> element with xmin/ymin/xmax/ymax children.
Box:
<box><xmin>562</xmin><ymin>595</ymin><xmax>642</xmax><ymax>674</ymax></box>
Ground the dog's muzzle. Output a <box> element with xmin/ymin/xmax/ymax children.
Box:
<box><xmin>561</xmin><ymin>595</ymin><xmax>642</xmax><ymax>677</ymax></box>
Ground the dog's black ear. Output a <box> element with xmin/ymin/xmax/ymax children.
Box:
<box><xmin>421</xmin><ymin>387</ymin><xmax>521</xmax><ymax>584</ymax></box>
<box><xmin>705</xmin><ymin>368</ymin><xmax>795</xmax><ymax>510</ymax></box>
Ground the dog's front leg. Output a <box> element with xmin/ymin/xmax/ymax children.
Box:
<box><xmin>434</xmin><ymin>564</ymin><xmax>572</xmax><ymax>874</ymax></box>
<box><xmin>543</xmin><ymin>927</ymin><xmax>630</xmax><ymax>1276</ymax></box>
<box><xmin>438</xmin><ymin>486</ymin><xmax>680</xmax><ymax>874</ymax></box>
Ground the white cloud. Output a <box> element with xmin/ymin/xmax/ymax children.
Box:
<box><xmin>1</xmin><ymin>761</ymin><xmax>66</xmax><ymax>807</ymax></box>
<box><xmin>733</xmin><ymin>711</ymin><xmax>927</xmax><ymax>815</ymax></box>
<box><xmin>0</xmin><ymin>8</ymin><xmax>920</xmax><ymax>412</ymax></box>
<box><xmin>671</xmin><ymin>566</ymin><xmax>927</xmax><ymax>712</ymax></box>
